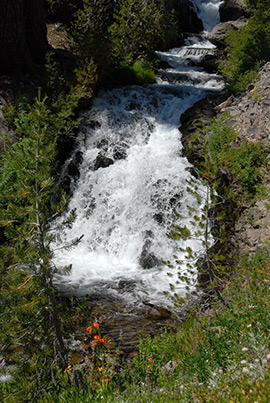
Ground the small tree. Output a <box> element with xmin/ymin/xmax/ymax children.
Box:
<box><xmin>0</xmin><ymin>91</ymin><xmax>69</xmax><ymax>398</ymax></box>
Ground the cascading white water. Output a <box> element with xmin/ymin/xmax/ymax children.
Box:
<box><xmin>193</xmin><ymin>0</ymin><xmax>224</xmax><ymax>33</ymax></box>
<box><xmin>52</xmin><ymin>0</ymin><xmax>223</xmax><ymax>304</ymax></box>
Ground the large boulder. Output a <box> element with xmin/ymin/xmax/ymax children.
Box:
<box><xmin>208</xmin><ymin>17</ymin><xmax>248</xmax><ymax>47</ymax></box>
<box><xmin>173</xmin><ymin>0</ymin><xmax>203</xmax><ymax>34</ymax></box>
<box><xmin>199</xmin><ymin>54</ymin><xmax>219</xmax><ymax>73</ymax></box>
<box><xmin>219</xmin><ymin>0</ymin><xmax>250</xmax><ymax>22</ymax></box>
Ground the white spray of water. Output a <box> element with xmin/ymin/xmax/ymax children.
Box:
<box><xmin>52</xmin><ymin>0</ymin><xmax>223</xmax><ymax>304</ymax></box>
<box><xmin>193</xmin><ymin>0</ymin><xmax>223</xmax><ymax>33</ymax></box>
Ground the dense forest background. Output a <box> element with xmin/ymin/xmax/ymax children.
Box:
<box><xmin>1</xmin><ymin>1</ymin><xmax>270</xmax><ymax>401</ymax></box>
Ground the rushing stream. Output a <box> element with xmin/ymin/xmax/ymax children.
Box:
<box><xmin>53</xmin><ymin>0</ymin><xmax>224</xmax><ymax>306</ymax></box>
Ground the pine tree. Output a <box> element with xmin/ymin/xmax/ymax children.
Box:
<box><xmin>0</xmin><ymin>90</ymin><xmax>68</xmax><ymax>399</ymax></box>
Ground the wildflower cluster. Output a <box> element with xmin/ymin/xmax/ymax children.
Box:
<box><xmin>86</xmin><ymin>321</ymin><xmax>107</xmax><ymax>348</ymax></box>
<box><xmin>85</xmin><ymin>321</ymin><xmax>111</xmax><ymax>387</ymax></box>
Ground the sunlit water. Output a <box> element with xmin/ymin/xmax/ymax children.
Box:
<box><xmin>52</xmin><ymin>0</ymin><xmax>223</xmax><ymax>305</ymax></box>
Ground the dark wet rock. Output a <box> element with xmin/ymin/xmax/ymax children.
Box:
<box><xmin>186</xmin><ymin>58</ymin><xmax>197</xmax><ymax>67</ymax></box>
<box><xmin>154</xmin><ymin>212</ymin><xmax>164</xmax><ymax>224</ymax></box>
<box><xmin>208</xmin><ymin>17</ymin><xmax>248</xmax><ymax>47</ymax></box>
<box><xmin>199</xmin><ymin>54</ymin><xmax>218</xmax><ymax>73</ymax></box>
<box><xmin>170</xmin><ymin>193</ymin><xmax>181</xmax><ymax>207</ymax></box>
<box><xmin>93</xmin><ymin>152</ymin><xmax>114</xmax><ymax>170</ymax></box>
<box><xmin>96</xmin><ymin>138</ymin><xmax>109</xmax><ymax>150</ymax></box>
<box><xmin>67</xmin><ymin>150</ymin><xmax>83</xmax><ymax>178</ymax></box>
<box><xmin>157</xmin><ymin>60</ymin><xmax>171</xmax><ymax>69</ymax></box>
<box><xmin>174</xmin><ymin>0</ymin><xmax>203</xmax><ymax>33</ymax></box>
<box><xmin>139</xmin><ymin>249</ymin><xmax>160</xmax><ymax>269</ymax></box>
<box><xmin>139</xmin><ymin>237</ymin><xmax>160</xmax><ymax>269</ymax></box>
<box><xmin>60</xmin><ymin>150</ymin><xmax>84</xmax><ymax>194</ymax></box>
<box><xmin>88</xmin><ymin>119</ymin><xmax>101</xmax><ymax>130</ymax></box>
<box><xmin>219</xmin><ymin>0</ymin><xmax>250</xmax><ymax>23</ymax></box>
<box><xmin>185</xmin><ymin>166</ymin><xmax>200</xmax><ymax>179</ymax></box>
<box><xmin>179</xmin><ymin>94</ymin><xmax>231</xmax><ymax>166</ymax></box>
<box><xmin>143</xmin><ymin>301</ymin><xmax>173</xmax><ymax>318</ymax></box>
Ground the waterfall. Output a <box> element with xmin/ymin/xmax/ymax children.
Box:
<box><xmin>193</xmin><ymin>0</ymin><xmax>224</xmax><ymax>33</ymax></box>
<box><xmin>52</xmin><ymin>0</ymin><xmax>223</xmax><ymax>305</ymax></box>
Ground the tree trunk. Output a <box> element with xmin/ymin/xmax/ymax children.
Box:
<box><xmin>0</xmin><ymin>0</ymin><xmax>48</xmax><ymax>74</ymax></box>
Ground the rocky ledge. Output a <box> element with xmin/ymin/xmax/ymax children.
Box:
<box><xmin>180</xmin><ymin>62</ymin><xmax>270</xmax><ymax>258</ymax></box>
<box><xmin>222</xmin><ymin>63</ymin><xmax>270</xmax><ymax>255</ymax></box>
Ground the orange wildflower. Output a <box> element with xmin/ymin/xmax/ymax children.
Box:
<box><xmin>147</xmin><ymin>365</ymin><xmax>151</xmax><ymax>370</ymax></box>
<box><xmin>86</xmin><ymin>326</ymin><xmax>93</xmax><ymax>334</ymax></box>
<box><xmin>100</xmin><ymin>377</ymin><xmax>109</xmax><ymax>383</ymax></box>
<box><xmin>148</xmin><ymin>358</ymin><xmax>153</xmax><ymax>363</ymax></box>
<box><xmin>100</xmin><ymin>338</ymin><xmax>107</xmax><ymax>344</ymax></box>
<box><xmin>93</xmin><ymin>321</ymin><xmax>100</xmax><ymax>328</ymax></box>
<box><xmin>94</xmin><ymin>335</ymin><xmax>102</xmax><ymax>342</ymax></box>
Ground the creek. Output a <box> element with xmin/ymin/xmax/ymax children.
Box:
<box><xmin>52</xmin><ymin>0</ymin><xmax>224</xmax><ymax>350</ymax></box>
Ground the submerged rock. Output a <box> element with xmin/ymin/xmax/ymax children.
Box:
<box><xmin>93</xmin><ymin>152</ymin><xmax>114</xmax><ymax>170</ymax></box>
<box><xmin>139</xmin><ymin>231</ymin><xmax>161</xmax><ymax>269</ymax></box>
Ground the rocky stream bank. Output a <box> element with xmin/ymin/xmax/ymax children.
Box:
<box><xmin>1</xmin><ymin>0</ymin><xmax>270</xmax><ymax>366</ymax></box>
<box><xmin>180</xmin><ymin>61</ymin><xmax>270</xmax><ymax>261</ymax></box>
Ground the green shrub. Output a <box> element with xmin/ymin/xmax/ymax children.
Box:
<box><xmin>203</xmin><ymin>114</ymin><xmax>267</xmax><ymax>195</ymax></box>
<box><xmin>206</xmin><ymin>115</ymin><xmax>237</xmax><ymax>165</ymax></box>
<box><xmin>219</xmin><ymin>5</ymin><xmax>270</xmax><ymax>92</ymax></box>
<box><xmin>226</xmin><ymin>142</ymin><xmax>265</xmax><ymax>193</ymax></box>
<box><xmin>131</xmin><ymin>60</ymin><xmax>156</xmax><ymax>84</ymax></box>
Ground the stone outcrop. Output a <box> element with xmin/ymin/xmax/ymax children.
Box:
<box><xmin>208</xmin><ymin>17</ymin><xmax>248</xmax><ymax>47</ymax></box>
<box><xmin>181</xmin><ymin>62</ymin><xmax>270</xmax><ymax>258</ymax></box>
<box><xmin>223</xmin><ymin>62</ymin><xmax>270</xmax><ymax>145</ymax></box>
<box><xmin>234</xmin><ymin>200</ymin><xmax>270</xmax><ymax>254</ymax></box>
<box><xmin>219</xmin><ymin>0</ymin><xmax>250</xmax><ymax>22</ymax></box>
<box><xmin>172</xmin><ymin>0</ymin><xmax>203</xmax><ymax>33</ymax></box>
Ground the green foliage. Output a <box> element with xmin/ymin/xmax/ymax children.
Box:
<box><xmin>206</xmin><ymin>115</ymin><xmax>239</xmax><ymax>164</ymax></box>
<box><xmin>14</xmin><ymin>249</ymin><xmax>269</xmax><ymax>403</ymax></box>
<box><xmin>69</xmin><ymin>0</ymin><xmax>179</xmax><ymax>85</ymax></box>
<box><xmin>130</xmin><ymin>60</ymin><xmax>156</xmax><ymax>84</ymax></box>
<box><xmin>226</xmin><ymin>142</ymin><xmax>266</xmax><ymax>194</ymax></box>
<box><xmin>109</xmin><ymin>0</ymin><xmax>163</xmax><ymax>63</ymax></box>
<box><xmin>219</xmin><ymin>2</ymin><xmax>270</xmax><ymax>92</ymax></box>
<box><xmin>196</xmin><ymin>114</ymin><xmax>268</xmax><ymax>196</ymax></box>
<box><xmin>0</xmin><ymin>92</ymin><xmax>72</xmax><ymax>399</ymax></box>
<box><xmin>69</xmin><ymin>0</ymin><xmax>116</xmax><ymax>81</ymax></box>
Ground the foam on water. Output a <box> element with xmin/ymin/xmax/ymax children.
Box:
<box><xmin>52</xmin><ymin>1</ymin><xmax>223</xmax><ymax>305</ymax></box>
<box><xmin>193</xmin><ymin>0</ymin><xmax>223</xmax><ymax>33</ymax></box>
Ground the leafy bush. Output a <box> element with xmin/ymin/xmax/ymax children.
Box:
<box><xmin>226</xmin><ymin>142</ymin><xmax>266</xmax><ymax>193</ymax></box>
<box><xmin>203</xmin><ymin>114</ymin><xmax>267</xmax><ymax>195</ymax></box>
<box><xmin>206</xmin><ymin>115</ymin><xmax>236</xmax><ymax>165</ymax></box>
<box><xmin>131</xmin><ymin>60</ymin><xmax>156</xmax><ymax>84</ymax></box>
<box><xmin>69</xmin><ymin>0</ymin><xmax>179</xmax><ymax>85</ymax></box>
<box><xmin>219</xmin><ymin>2</ymin><xmax>270</xmax><ymax>92</ymax></box>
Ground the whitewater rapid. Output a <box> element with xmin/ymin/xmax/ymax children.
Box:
<box><xmin>52</xmin><ymin>0</ymin><xmax>224</xmax><ymax>304</ymax></box>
